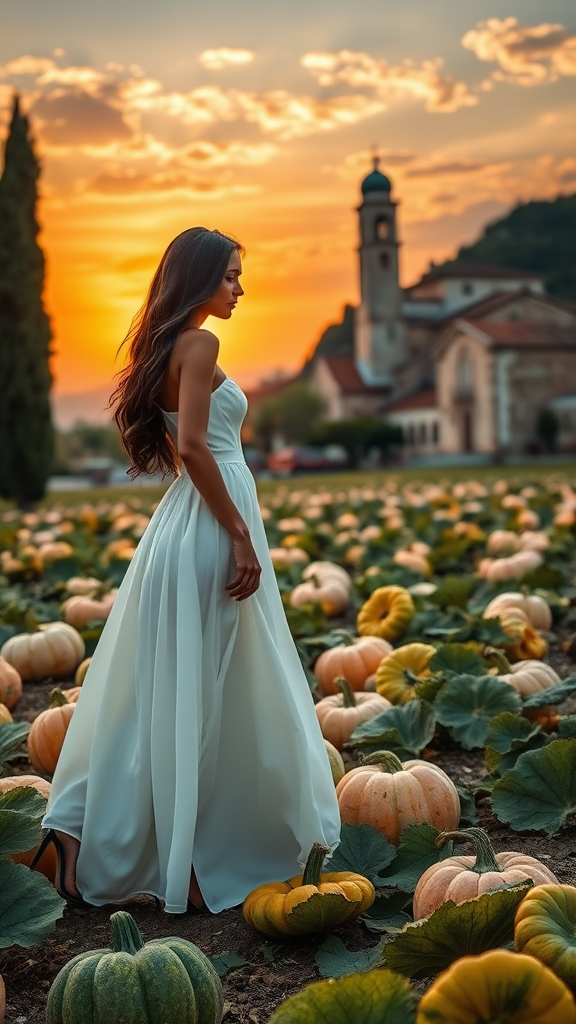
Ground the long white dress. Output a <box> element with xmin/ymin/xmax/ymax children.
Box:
<box><xmin>43</xmin><ymin>377</ymin><xmax>341</xmax><ymax>913</ymax></box>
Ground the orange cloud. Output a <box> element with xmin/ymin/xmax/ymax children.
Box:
<box><xmin>462</xmin><ymin>18</ymin><xmax>576</xmax><ymax>85</ymax></box>
<box><xmin>198</xmin><ymin>48</ymin><xmax>255</xmax><ymax>70</ymax></box>
<box><xmin>31</xmin><ymin>89</ymin><xmax>132</xmax><ymax>147</ymax></box>
<box><xmin>234</xmin><ymin>90</ymin><xmax>384</xmax><ymax>139</ymax></box>
<box><xmin>301</xmin><ymin>50</ymin><xmax>477</xmax><ymax>112</ymax></box>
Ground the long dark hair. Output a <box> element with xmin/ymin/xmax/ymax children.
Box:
<box><xmin>110</xmin><ymin>227</ymin><xmax>244</xmax><ymax>479</ymax></box>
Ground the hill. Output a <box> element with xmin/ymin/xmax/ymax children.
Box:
<box><xmin>454</xmin><ymin>193</ymin><xmax>576</xmax><ymax>301</ymax></box>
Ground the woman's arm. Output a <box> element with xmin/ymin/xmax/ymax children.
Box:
<box><xmin>175</xmin><ymin>328</ymin><xmax>261</xmax><ymax>601</ymax></box>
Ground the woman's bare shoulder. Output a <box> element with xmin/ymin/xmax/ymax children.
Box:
<box><xmin>176</xmin><ymin>327</ymin><xmax>219</xmax><ymax>362</ymax></box>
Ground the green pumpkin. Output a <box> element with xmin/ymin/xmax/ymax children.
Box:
<box><xmin>46</xmin><ymin>910</ymin><xmax>223</xmax><ymax>1024</ymax></box>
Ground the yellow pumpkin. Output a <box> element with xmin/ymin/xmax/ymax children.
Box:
<box><xmin>242</xmin><ymin>843</ymin><xmax>375</xmax><ymax>939</ymax></box>
<box><xmin>413</xmin><ymin>827</ymin><xmax>558</xmax><ymax>920</ymax></box>
<box><xmin>416</xmin><ymin>949</ymin><xmax>576</xmax><ymax>1024</ymax></box>
<box><xmin>0</xmin><ymin>622</ymin><xmax>85</xmax><ymax>682</ymax></box>
<box><xmin>0</xmin><ymin>704</ymin><xmax>12</xmax><ymax>724</ymax></box>
<box><xmin>0</xmin><ymin>657</ymin><xmax>22</xmax><ymax>709</ymax></box>
<box><xmin>75</xmin><ymin>657</ymin><xmax>92</xmax><ymax>686</ymax></box>
<box><xmin>315</xmin><ymin>678</ymin><xmax>392</xmax><ymax>750</ymax></box>
<box><xmin>314</xmin><ymin>636</ymin><xmax>392</xmax><ymax>695</ymax></box>
<box><xmin>357</xmin><ymin>586</ymin><xmax>415</xmax><ymax>642</ymax></box>
<box><xmin>374</xmin><ymin>643</ymin><xmax>437</xmax><ymax>704</ymax></box>
<box><xmin>324</xmin><ymin>739</ymin><xmax>345</xmax><ymax>786</ymax></box>
<box><xmin>514</xmin><ymin>884</ymin><xmax>576</xmax><ymax>993</ymax></box>
<box><xmin>336</xmin><ymin>751</ymin><xmax>460</xmax><ymax>846</ymax></box>
<box><xmin>492</xmin><ymin>607</ymin><xmax>547</xmax><ymax>662</ymax></box>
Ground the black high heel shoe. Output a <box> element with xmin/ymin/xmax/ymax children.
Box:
<box><xmin>31</xmin><ymin>829</ymin><xmax>89</xmax><ymax>909</ymax></box>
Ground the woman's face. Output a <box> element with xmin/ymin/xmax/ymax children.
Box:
<box><xmin>199</xmin><ymin>249</ymin><xmax>244</xmax><ymax>321</ymax></box>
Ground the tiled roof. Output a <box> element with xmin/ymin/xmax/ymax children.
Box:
<box><xmin>385</xmin><ymin>388</ymin><xmax>437</xmax><ymax>413</ymax></box>
<box><xmin>414</xmin><ymin>261</ymin><xmax>543</xmax><ymax>286</ymax></box>
<box><xmin>465</xmin><ymin>320</ymin><xmax>576</xmax><ymax>348</ymax></box>
<box><xmin>323</xmin><ymin>356</ymin><xmax>391</xmax><ymax>394</ymax></box>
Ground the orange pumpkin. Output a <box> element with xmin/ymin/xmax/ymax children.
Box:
<box><xmin>61</xmin><ymin>590</ymin><xmax>117</xmax><ymax>629</ymax></box>
<box><xmin>413</xmin><ymin>827</ymin><xmax>558</xmax><ymax>920</ymax></box>
<box><xmin>315</xmin><ymin>678</ymin><xmax>392</xmax><ymax>750</ymax></box>
<box><xmin>0</xmin><ymin>622</ymin><xmax>85</xmax><ymax>682</ymax></box>
<box><xmin>314</xmin><ymin>636</ymin><xmax>392</xmax><ymax>696</ymax></box>
<box><xmin>0</xmin><ymin>656</ymin><xmax>22</xmax><ymax>709</ymax></box>
<box><xmin>27</xmin><ymin>689</ymin><xmax>75</xmax><ymax>774</ymax></box>
<box><xmin>336</xmin><ymin>750</ymin><xmax>460</xmax><ymax>846</ymax></box>
<box><xmin>0</xmin><ymin>776</ymin><xmax>56</xmax><ymax>882</ymax></box>
<box><xmin>75</xmin><ymin>657</ymin><xmax>92</xmax><ymax>686</ymax></box>
<box><xmin>483</xmin><ymin>592</ymin><xmax>552</xmax><ymax>632</ymax></box>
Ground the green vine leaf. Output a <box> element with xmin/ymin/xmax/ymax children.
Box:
<box><xmin>269</xmin><ymin>967</ymin><xmax>417</xmax><ymax>1024</ymax></box>
<box><xmin>378</xmin><ymin>824</ymin><xmax>454</xmax><ymax>893</ymax></box>
<box><xmin>328</xmin><ymin>824</ymin><xmax>396</xmax><ymax>884</ymax></box>
<box><xmin>348</xmin><ymin>700</ymin><xmax>436</xmax><ymax>759</ymax></box>
<box><xmin>0</xmin><ymin>859</ymin><xmax>65</xmax><ymax>948</ymax></box>
<box><xmin>434</xmin><ymin>675</ymin><xmax>521</xmax><ymax>749</ymax></box>
<box><xmin>492</xmin><ymin>738</ymin><xmax>576</xmax><ymax>834</ymax></box>
<box><xmin>383</xmin><ymin>881</ymin><xmax>532</xmax><ymax>978</ymax></box>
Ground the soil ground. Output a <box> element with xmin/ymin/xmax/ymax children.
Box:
<box><xmin>3</xmin><ymin>622</ymin><xmax>576</xmax><ymax>1023</ymax></box>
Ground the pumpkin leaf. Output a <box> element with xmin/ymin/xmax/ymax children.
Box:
<box><xmin>209</xmin><ymin>951</ymin><xmax>250</xmax><ymax>977</ymax></box>
<box><xmin>492</xmin><ymin>738</ymin><xmax>576</xmax><ymax>834</ymax></box>
<box><xmin>0</xmin><ymin>786</ymin><xmax>45</xmax><ymax>855</ymax></box>
<box><xmin>484</xmin><ymin>713</ymin><xmax>547</xmax><ymax>775</ymax></box>
<box><xmin>269</xmin><ymin>967</ymin><xmax>417</xmax><ymax>1024</ymax></box>
<box><xmin>0</xmin><ymin>722</ymin><xmax>30</xmax><ymax>767</ymax></box>
<box><xmin>348</xmin><ymin>700</ymin><xmax>436</xmax><ymax>759</ymax></box>
<box><xmin>328</xmin><ymin>824</ymin><xmax>396</xmax><ymax>884</ymax></box>
<box><xmin>434</xmin><ymin>675</ymin><xmax>522</xmax><ymax>749</ymax></box>
<box><xmin>315</xmin><ymin>934</ymin><xmax>389</xmax><ymax>977</ymax></box>
<box><xmin>382</xmin><ymin>880</ymin><xmax>532</xmax><ymax>978</ymax></box>
<box><xmin>521</xmin><ymin>565</ymin><xmax>566</xmax><ymax>589</ymax></box>
<box><xmin>455</xmin><ymin>784</ymin><xmax>478</xmax><ymax>826</ymax></box>
<box><xmin>378</xmin><ymin>824</ymin><xmax>454</xmax><ymax>893</ymax></box>
<box><xmin>429</xmin><ymin>644</ymin><xmax>486</xmax><ymax>678</ymax></box>
<box><xmin>0</xmin><ymin>859</ymin><xmax>65</xmax><ymax>948</ymax></box>
<box><xmin>362</xmin><ymin>891</ymin><xmax>412</xmax><ymax>934</ymax></box>
<box><xmin>522</xmin><ymin>676</ymin><xmax>576</xmax><ymax>709</ymax></box>
<box><xmin>42</xmin><ymin>556</ymin><xmax>83</xmax><ymax>583</ymax></box>
<box><xmin>429</xmin><ymin>575</ymin><xmax>476</xmax><ymax>610</ymax></box>
<box><xmin>559</xmin><ymin>717</ymin><xmax>576</xmax><ymax>738</ymax></box>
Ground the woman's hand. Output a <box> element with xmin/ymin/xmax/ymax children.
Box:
<box><xmin>226</xmin><ymin>535</ymin><xmax>262</xmax><ymax>601</ymax></box>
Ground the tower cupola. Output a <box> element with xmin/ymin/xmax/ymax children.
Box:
<box><xmin>354</xmin><ymin>156</ymin><xmax>405</xmax><ymax>385</ymax></box>
<box><xmin>361</xmin><ymin>156</ymin><xmax>392</xmax><ymax>196</ymax></box>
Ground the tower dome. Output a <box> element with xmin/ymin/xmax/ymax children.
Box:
<box><xmin>361</xmin><ymin>155</ymin><xmax>391</xmax><ymax>195</ymax></box>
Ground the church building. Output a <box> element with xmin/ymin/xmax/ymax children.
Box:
<box><xmin>307</xmin><ymin>158</ymin><xmax>576</xmax><ymax>459</ymax></box>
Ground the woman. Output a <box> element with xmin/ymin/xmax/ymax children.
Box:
<box><xmin>40</xmin><ymin>226</ymin><xmax>341</xmax><ymax>914</ymax></box>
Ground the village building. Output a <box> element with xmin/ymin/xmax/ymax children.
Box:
<box><xmin>298</xmin><ymin>158</ymin><xmax>576</xmax><ymax>460</ymax></box>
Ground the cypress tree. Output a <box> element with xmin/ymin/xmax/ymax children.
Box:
<box><xmin>0</xmin><ymin>93</ymin><xmax>54</xmax><ymax>507</ymax></box>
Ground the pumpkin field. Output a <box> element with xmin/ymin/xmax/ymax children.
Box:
<box><xmin>2</xmin><ymin>467</ymin><xmax>576</xmax><ymax>1023</ymax></box>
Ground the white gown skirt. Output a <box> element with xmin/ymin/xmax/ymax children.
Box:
<box><xmin>43</xmin><ymin>459</ymin><xmax>341</xmax><ymax>913</ymax></box>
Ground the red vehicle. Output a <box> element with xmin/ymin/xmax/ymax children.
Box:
<box><xmin>266</xmin><ymin>446</ymin><xmax>348</xmax><ymax>476</ymax></box>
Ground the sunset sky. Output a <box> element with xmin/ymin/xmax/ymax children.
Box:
<box><xmin>1</xmin><ymin>0</ymin><xmax>575</xmax><ymax>408</ymax></box>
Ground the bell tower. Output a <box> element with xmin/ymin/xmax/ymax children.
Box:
<box><xmin>354</xmin><ymin>157</ymin><xmax>405</xmax><ymax>385</ymax></box>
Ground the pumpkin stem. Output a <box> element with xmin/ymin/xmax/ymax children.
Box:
<box><xmin>301</xmin><ymin>844</ymin><xmax>329</xmax><ymax>887</ymax></box>
<box><xmin>49</xmin><ymin>688</ymin><xmax>70</xmax><ymax>709</ymax></box>
<box><xmin>333</xmin><ymin>630</ymin><xmax>356</xmax><ymax>647</ymax></box>
<box><xmin>109</xmin><ymin>911</ymin><xmax>146</xmax><ymax>955</ymax></box>
<box><xmin>436</xmin><ymin>827</ymin><xmax>501</xmax><ymax>873</ymax></box>
<box><xmin>484</xmin><ymin>647</ymin><xmax>512</xmax><ymax>674</ymax></box>
<box><xmin>361</xmin><ymin>750</ymin><xmax>404</xmax><ymax>773</ymax></box>
<box><xmin>334</xmin><ymin>677</ymin><xmax>356</xmax><ymax>708</ymax></box>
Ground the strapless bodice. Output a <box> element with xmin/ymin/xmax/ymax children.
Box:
<box><xmin>159</xmin><ymin>377</ymin><xmax>248</xmax><ymax>465</ymax></box>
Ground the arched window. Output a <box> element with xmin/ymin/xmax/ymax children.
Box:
<box><xmin>375</xmin><ymin>217</ymin><xmax>390</xmax><ymax>241</ymax></box>
<box><xmin>379</xmin><ymin>252</ymin><xmax>390</xmax><ymax>269</ymax></box>
<box><xmin>457</xmin><ymin>350</ymin><xmax>473</xmax><ymax>394</ymax></box>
